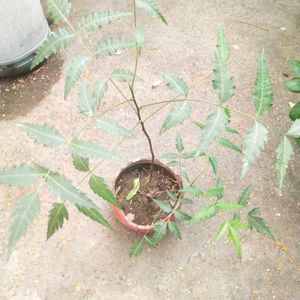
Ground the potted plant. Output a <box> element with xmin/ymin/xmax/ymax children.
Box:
<box><xmin>1</xmin><ymin>0</ymin><xmax>298</xmax><ymax>260</ymax></box>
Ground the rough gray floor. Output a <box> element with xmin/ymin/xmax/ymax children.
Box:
<box><xmin>1</xmin><ymin>0</ymin><xmax>300</xmax><ymax>299</ymax></box>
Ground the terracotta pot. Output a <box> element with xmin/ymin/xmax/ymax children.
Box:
<box><xmin>112</xmin><ymin>159</ymin><xmax>183</xmax><ymax>234</ymax></box>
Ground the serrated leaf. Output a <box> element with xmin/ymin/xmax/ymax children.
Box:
<box><xmin>174</xmin><ymin>210</ymin><xmax>192</xmax><ymax>221</ymax></box>
<box><xmin>197</xmin><ymin>108</ymin><xmax>228</xmax><ymax>154</ymax></box>
<box><xmin>205</xmin><ymin>187</ymin><xmax>224</xmax><ymax>198</ymax></box>
<box><xmin>166</xmin><ymin>191</ymin><xmax>178</xmax><ymax>202</ymax></box>
<box><xmin>168</xmin><ymin>221</ymin><xmax>181</xmax><ymax>239</ymax></box>
<box><xmin>70</xmin><ymin>138</ymin><xmax>123</xmax><ymax>161</ymax></box>
<box><xmin>94</xmin><ymin>79</ymin><xmax>108</xmax><ymax>105</ymax></box>
<box><xmin>136</xmin><ymin>0</ymin><xmax>167</xmax><ymax>24</ymax></box>
<box><xmin>227</xmin><ymin>223</ymin><xmax>242</xmax><ymax>260</ymax></box>
<box><xmin>17</xmin><ymin>123</ymin><xmax>64</xmax><ymax>147</ymax></box>
<box><xmin>129</xmin><ymin>241</ymin><xmax>143</xmax><ymax>257</ymax></box>
<box><xmin>161</xmin><ymin>153</ymin><xmax>179</xmax><ymax>159</ymax></box>
<box><xmin>135</xmin><ymin>27</ymin><xmax>145</xmax><ymax>54</ymax></box>
<box><xmin>31</xmin><ymin>28</ymin><xmax>74</xmax><ymax>69</ymax></box>
<box><xmin>76</xmin><ymin>205</ymin><xmax>111</xmax><ymax>228</ymax></box>
<box><xmin>166</xmin><ymin>161</ymin><xmax>179</xmax><ymax>167</ymax></box>
<box><xmin>218</xmin><ymin>137</ymin><xmax>242</xmax><ymax>153</ymax></box>
<box><xmin>78</xmin><ymin>81</ymin><xmax>97</xmax><ymax>116</ymax></box>
<box><xmin>65</xmin><ymin>55</ymin><xmax>91</xmax><ymax>99</ymax></box>
<box><xmin>289</xmin><ymin>102</ymin><xmax>300</xmax><ymax>121</ymax></box>
<box><xmin>111</xmin><ymin>68</ymin><xmax>143</xmax><ymax>82</ymax></box>
<box><xmin>47</xmin><ymin>203</ymin><xmax>68</xmax><ymax>239</ymax></box>
<box><xmin>152</xmin><ymin>220</ymin><xmax>167</xmax><ymax>243</ymax></box>
<box><xmin>290</xmin><ymin>60</ymin><xmax>300</xmax><ymax>76</ymax></box>
<box><xmin>212</xmin><ymin>38</ymin><xmax>235</xmax><ymax>103</ymax></box>
<box><xmin>176</xmin><ymin>133</ymin><xmax>184</xmax><ymax>152</ymax></box>
<box><xmin>287</xmin><ymin>119</ymin><xmax>300</xmax><ymax>138</ymax></box>
<box><xmin>180</xmin><ymin>186</ymin><xmax>203</xmax><ymax>197</ymax></box>
<box><xmin>276</xmin><ymin>137</ymin><xmax>294</xmax><ymax>190</ymax></box>
<box><xmin>126</xmin><ymin>178</ymin><xmax>140</xmax><ymax>201</ymax></box>
<box><xmin>286</xmin><ymin>78</ymin><xmax>300</xmax><ymax>93</ymax></box>
<box><xmin>241</xmin><ymin>121</ymin><xmax>268</xmax><ymax>178</ymax></box>
<box><xmin>190</xmin><ymin>204</ymin><xmax>219</xmax><ymax>224</ymax></box>
<box><xmin>0</xmin><ymin>164</ymin><xmax>42</xmax><ymax>187</ymax></box>
<box><xmin>216</xmin><ymin>221</ymin><xmax>228</xmax><ymax>241</ymax></box>
<box><xmin>182</xmin><ymin>151</ymin><xmax>199</xmax><ymax>159</ymax></box>
<box><xmin>94</xmin><ymin>39</ymin><xmax>135</xmax><ymax>56</ymax></box>
<box><xmin>226</xmin><ymin>126</ymin><xmax>240</xmax><ymax>135</ymax></box>
<box><xmin>208</xmin><ymin>155</ymin><xmax>218</xmax><ymax>174</ymax></box>
<box><xmin>215</xmin><ymin>201</ymin><xmax>243</xmax><ymax>210</ymax></box>
<box><xmin>78</xmin><ymin>10</ymin><xmax>132</xmax><ymax>32</ymax></box>
<box><xmin>8</xmin><ymin>192</ymin><xmax>40</xmax><ymax>255</ymax></box>
<box><xmin>164</xmin><ymin>74</ymin><xmax>189</xmax><ymax>97</ymax></box>
<box><xmin>179</xmin><ymin>198</ymin><xmax>193</xmax><ymax>204</ymax></box>
<box><xmin>96</xmin><ymin>119</ymin><xmax>135</xmax><ymax>138</ymax></box>
<box><xmin>153</xmin><ymin>199</ymin><xmax>172</xmax><ymax>213</ymax></box>
<box><xmin>237</xmin><ymin>185</ymin><xmax>252</xmax><ymax>207</ymax></box>
<box><xmin>89</xmin><ymin>175</ymin><xmax>121</xmax><ymax>208</ymax></box>
<box><xmin>248</xmin><ymin>208</ymin><xmax>274</xmax><ymax>240</ymax></box>
<box><xmin>217</xmin><ymin>28</ymin><xmax>230</xmax><ymax>62</ymax></box>
<box><xmin>253</xmin><ymin>50</ymin><xmax>273</xmax><ymax>116</ymax></box>
<box><xmin>72</xmin><ymin>154</ymin><xmax>89</xmax><ymax>172</ymax></box>
<box><xmin>229</xmin><ymin>219</ymin><xmax>248</xmax><ymax>229</ymax></box>
<box><xmin>47</xmin><ymin>0</ymin><xmax>71</xmax><ymax>24</ymax></box>
<box><xmin>160</xmin><ymin>101</ymin><xmax>191</xmax><ymax>134</ymax></box>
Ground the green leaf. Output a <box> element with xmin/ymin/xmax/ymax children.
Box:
<box><xmin>174</xmin><ymin>210</ymin><xmax>192</xmax><ymax>221</ymax></box>
<box><xmin>111</xmin><ymin>68</ymin><xmax>143</xmax><ymax>82</ymax></box>
<box><xmin>8</xmin><ymin>192</ymin><xmax>40</xmax><ymax>255</ymax></box>
<box><xmin>237</xmin><ymin>185</ymin><xmax>252</xmax><ymax>207</ymax></box>
<box><xmin>286</xmin><ymin>78</ymin><xmax>300</xmax><ymax>93</ymax></box>
<box><xmin>70</xmin><ymin>138</ymin><xmax>123</xmax><ymax>161</ymax></box>
<box><xmin>182</xmin><ymin>151</ymin><xmax>199</xmax><ymax>159</ymax></box>
<box><xmin>166</xmin><ymin>191</ymin><xmax>178</xmax><ymax>202</ymax></box>
<box><xmin>253</xmin><ymin>50</ymin><xmax>273</xmax><ymax>116</ymax></box>
<box><xmin>76</xmin><ymin>205</ymin><xmax>111</xmax><ymax>228</ymax></box>
<box><xmin>168</xmin><ymin>221</ymin><xmax>181</xmax><ymax>239</ymax></box>
<box><xmin>161</xmin><ymin>153</ymin><xmax>179</xmax><ymax>159</ymax></box>
<box><xmin>78</xmin><ymin>81</ymin><xmax>97</xmax><ymax>116</ymax></box>
<box><xmin>276</xmin><ymin>137</ymin><xmax>294</xmax><ymax>190</ymax></box>
<box><xmin>289</xmin><ymin>102</ymin><xmax>300</xmax><ymax>121</ymax></box>
<box><xmin>126</xmin><ymin>178</ymin><xmax>140</xmax><ymax>201</ymax></box>
<box><xmin>176</xmin><ymin>133</ymin><xmax>184</xmax><ymax>152</ymax></box>
<box><xmin>197</xmin><ymin>108</ymin><xmax>228</xmax><ymax>154</ymax></box>
<box><xmin>290</xmin><ymin>60</ymin><xmax>300</xmax><ymax>76</ymax></box>
<box><xmin>0</xmin><ymin>164</ymin><xmax>42</xmax><ymax>187</ymax></box>
<box><xmin>96</xmin><ymin>119</ymin><xmax>135</xmax><ymax>138</ymax></box>
<box><xmin>129</xmin><ymin>241</ymin><xmax>143</xmax><ymax>257</ymax></box>
<box><xmin>241</xmin><ymin>121</ymin><xmax>268</xmax><ymax>178</ymax></box>
<box><xmin>72</xmin><ymin>154</ymin><xmax>89</xmax><ymax>172</ymax></box>
<box><xmin>164</xmin><ymin>74</ymin><xmax>189</xmax><ymax>97</ymax></box>
<box><xmin>179</xmin><ymin>198</ymin><xmax>193</xmax><ymax>204</ymax></box>
<box><xmin>47</xmin><ymin>0</ymin><xmax>71</xmax><ymax>24</ymax></box>
<box><xmin>205</xmin><ymin>187</ymin><xmax>224</xmax><ymax>198</ymax></box>
<box><xmin>31</xmin><ymin>28</ymin><xmax>74</xmax><ymax>69</ymax></box>
<box><xmin>287</xmin><ymin>119</ymin><xmax>300</xmax><ymax>138</ymax></box>
<box><xmin>227</xmin><ymin>223</ymin><xmax>242</xmax><ymax>260</ymax></box>
<box><xmin>190</xmin><ymin>204</ymin><xmax>219</xmax><ymax>224</ymax></box>
<box><xmin>226</xmin><ymin>126</ymin><xmax>240</xmax><ymax>135</ymax></box>
<box><xmin>216</xmin><ymin>28</ymin><xmax>229</xmax><ymax>62</ymax></box>
<box><xmin>94</xmin><ymin>39</ymin><xmax>135</xmax><ymax>56</ymax></box>
<box><xmin>153</xmin><ymin>199</ymin><xmax>172</xmax><ymax>213</ymax></box>
<box><xmin>216</xmin><ymin>178</ymin><xmax>224</xmax><ymax>200</ymax></box>
<box><xmin>47</xmin><ymin>203</ymin><xmax>69</xmax><ymax>239</ymax></box>
<box><xmin>215</xmin><ymin>201</ymin><xmax>243</xmax><ymax>210</ymax></box>
<box><xmin>229</xmin><ymin>219</ymin><xmax>248</xmax><ymax>229</ymax></box>
<box><xmin>94</xmin><ymin>79</ymin><xmax>108</xmax><ymax>106</ymax></box>
<box><xmin>216</xmin><ymin>221</ymin><xmax>228</xmax><ymax>241</ymax></box>
<box><xmin>166</xmin><ymin>161</ymin><xmax>179</xmax><ymax>167</ymax></box>
<box><xmin>78</xmin><ymin>10</ymin><xmax>132</xmax><ymax>32</ymax></box>
<box><xmin>248</xmin><ymin>208</ymin><xmax>274</xmax><ymax>240</ymax></box>
<box><xmin>218</xmin><ymin>137</ymin><xmax>242</xmax><ymax>153</ymax></box>
<box><xmin>180</xmin><ymin>186</ymin><xmax>203</xmax><ymax>197</ymax></box>
<box><xmin>89</xmin><ymin>175</ymin><xmax>121</xmax><ymax>208</ymax></box>
<box><xmin>160</xmin><ymin>101</ymin><xmax>191</xmax><ymax>134</ymax></box>
<box><xmin>136</xmin><ymin>0</ymin><xmax>167</xmax><ymax>24</ymax></box>
<box><xmin>17</xmin><ymin>123</ymin><xmax>64</xmax><ymax>147</ymax></box>
<box><xmin>65</xmin><ymin>55</ymin><xmax>91</xmax><ymax>99</ymax></box>
<box><xmin>152</xmin><ymin>220</ymin><xmax>167</xmax><ymax>243</ymax></box>
<box><xmin>45</xmin><ymin>171</ymin><xmax>97</xmax><ymax>209</ymax></box>
<box><xmin>212</xmin><ymin>34</ymin><xmax>235</xmax><ymax>103</ymax></box>
<box><xmin>208</xmin><ymin>155</ymin><xmax>218</xmax><ymax>174</ymax></box>
<box><xmin>135</xmin><ymin>27</ymin><xmax>145</xmax><ymax>54</ymax></box>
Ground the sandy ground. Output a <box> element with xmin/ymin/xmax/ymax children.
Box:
<box><xmin>0</xmin><ymin>0</ymin><xmax>300</xmax><ymax>299</ymax></box>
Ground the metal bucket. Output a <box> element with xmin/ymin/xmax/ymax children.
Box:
<box><xmin>0</xmin><ymin>0</ymin><xmax>49</xmax><ymax>78</ymax></box>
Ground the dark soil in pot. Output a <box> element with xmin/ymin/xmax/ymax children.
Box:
<box><xmin>115</xmin><ymin>160</ymin><xmax>182</xmax><ymax>225</ymax></box>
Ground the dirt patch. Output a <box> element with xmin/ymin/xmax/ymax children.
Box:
<box><xmin>115</xmin><ymin>162</ymin><xmax>181</xmax><ymax>225</ymax></box>
<box><xmin>0</xmin><ymin>55</ymin><xmax>62</xmax><ymax>121</ymax></box>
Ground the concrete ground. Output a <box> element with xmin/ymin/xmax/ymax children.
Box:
<box><xmin>1</xmin><ymin>0</ymin><xmax>300</xmax><ymax>299</ymax></box>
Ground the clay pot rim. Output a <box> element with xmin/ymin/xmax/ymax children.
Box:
<box><xmin>112</xmin><ymin>159</ymin><xmax>183</xmax><ymax>233</ymax></box>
